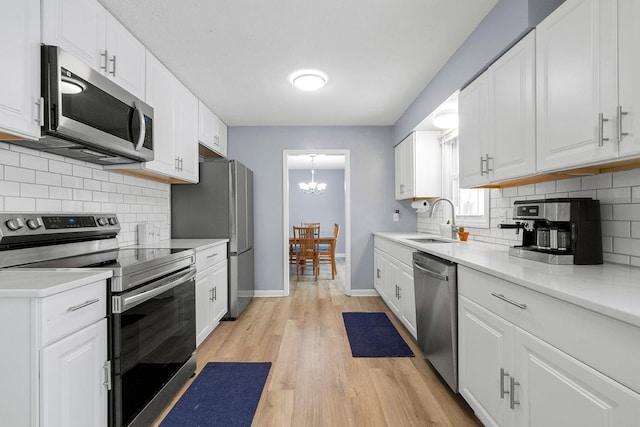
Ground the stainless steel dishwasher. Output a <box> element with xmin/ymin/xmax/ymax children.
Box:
<box><xmin>413</xmin><ymin>251</ymin><xmax>458</xmax><ymax>392</ymax></box>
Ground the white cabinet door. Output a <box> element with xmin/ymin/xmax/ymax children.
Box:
<box><xmin>618</xmin><ymin>0</ymin><xmax>640</xmax><ymax>158</ymax></box>
<box><xmin>41</xmin><ymin>319</ymin><xmax>108</xmax><ymax>427</ymax></box>
<box><xmin>385</xmin><ymin>257</ymin><xmax>401</xmax><ymax>315</ymax></box>
<box><xmin>374</xmin><ymin>249</ymin><xmax>387</xmax><ymax>300</ymax></box>
<box><xmin>459</xmin><ymin>73</ymin><xmax>490</xmax><ymax>188</ymax></box>
<box><xmin>42</xmin><ymin>0</ymin><xmax>146</xmax><ymax>100</ymax></box>
<box><xmin>459</xmin><ymin>296</ymin><xmax>514</xmax><ymax>427</ymax></box>
<box><xmin>394</xmin><ymin>143</ymin><xmax>405</xmax><ymax>199</ymax></box>
<box><xmin>198</xmin><ymin>100</ymin><xmax>215</xmax><ymax>147</ymax></box>
<box><xmin>144</xmin><ymin>52</ymin><xmax>176</xmax><ymax>177</ymax></box>
<box><xmin>536</xmin><ymin>0</ymin><xmax>618</xmax><ymax>171</ymax></box>
<box><xmin>514</xmin><ymin>328</ymin><xmax>640</xmax><ymax>427</ymax></box>
<box><xmin>488</xmin><ymin>31</ymin><xmax>536</xmax><ymax>181</ymax></box>
<box><xmin>174</xmin><ymin>81</ymin><xmax>199</xmax><ymax>182</ymax></box>
<box><xmin>42</xmin><ymin>0</ymin><xmax>106</xmax><ymax>71</ymax></box>
<box><xmin>213</xmin><ymin>113</ymin><xmax>228</xmax><ymax>157</ymax></box>
<box><xmin>0</xmin><ymin>0</ymin><xmax>41</xmax><ymax>139</ymax></box>
<box><xmin>211</xmin><ymin>260</ymin><xmax>229</xmax><ymax>324</ymax></box>
<box><xmin>394</xmin><ymin>132</ymin><xmax>441</xmax><ymax>199</ymax></box>
<box><xmin>195</xmin><ymin>269</ymin><xmax>214</xmax><ymax>347</ymax></box>
<box><xmin>105</xmin><ymin>13</ymin><xmax>146</xmax><ymax>99</ymax></box>
<box><xmin>397</xmin><ymin>261</ymin><xmax>416</xmax><ymax>339</ymax></box>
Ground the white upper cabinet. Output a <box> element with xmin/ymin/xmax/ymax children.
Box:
<box><xmin>618</xmin><ymin>0</ymin><xmax>640</xmax><ymax>158</ymax></box>
<box><xmin>459</xmin><ymin>31</ymin><xmax>536</xmax><ymax>188</ymax></box>
<box><xmin>394</xmin><ymin>131</ymin><xmax>441</xmax><ymax>200</ymax></box>
<box><xmin>198</xmin><ymin>101</ymin><xmax>228</xmax><ymax>158</ymax></box>
<box><xmin>174</xmin><ymin>79</ymin><xmax>199</xmax><ymax>182</ymax></box>
<box><xmin>42</xmin><ymin>0</ymin><xmax>146</xmax><ymax>100</ymax></box>
<box><xmin>536</xmin><ymin>0</ymin><xmax>618</xmax><ymax>171</ymax></box>
<box><xmin>459</xmin><ymin>73</ymin><xmax>490</xmax><ymax>188</ymax></box>
<box><xmin>0</xmin><ymin>0</ymin><xmax>42</xmax><ymax>139</ymax></box>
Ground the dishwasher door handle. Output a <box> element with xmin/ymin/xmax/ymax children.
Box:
<box><xmin>413</xmin><ymin>261</ymin><xmax>448</xmax><ymax>281</ymax></box>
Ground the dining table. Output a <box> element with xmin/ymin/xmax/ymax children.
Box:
<box><xmin>289</xmin><ymin>235</ymin><xmax>337</xmax><ymax>279</ymax></box>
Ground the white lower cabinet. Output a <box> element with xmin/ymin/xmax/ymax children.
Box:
<box><xmin>458</xmin><ymin>266</ymin><xmax>640</xmax><ymax>427</ymax></box>
<box><xmin>373</xmin><ymin>237</ymin><xmax>416</xmax><ymax>339</ymax></box>
<box><xmin>0</xmin><ymin>278</ymin><xmax>109</xmax><ymax>427</ymax></box>
<box><xmin>195</xmin><ymin>243</ymin><xmax>228</xmax><ymax>347</ymax></box>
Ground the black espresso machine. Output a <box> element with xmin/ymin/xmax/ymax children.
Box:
<box><xmin>498</xmin><ymin>198</ymin><xmax>603</xmax><ymax>265</ymax></box>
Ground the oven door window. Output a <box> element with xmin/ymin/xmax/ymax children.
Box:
<box><xmin>113</xmin><ymin>279</ymin><xmax>195</xmax><ymax>426</ymax></box>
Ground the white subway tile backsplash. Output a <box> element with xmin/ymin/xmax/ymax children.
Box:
<box><xmin>418</xmin><ymin>168</ymin><xmax>640</xmax><ymax>267</ymax></box>
<box><xmin>49</xmin><ymin>159</ymin><xmax>73</xmax><ymax>175</ymax></box>
<box><xmin>0</xmin><ymin>181</ymin><xmax>20</xmax><ymax>196</ymax></box>
<box><xmin>21</xmin><ymin>183</ymin><xmax>48</xmax><ymax>198</ymax></box>
<box><xmin>20</xmin><ymin>153</ymin><xmax>48</xmax><ymax>171</ymax></box>
<box><xmin>36</xmin><ymin>199</ymin><xmax>61</xmax><ymax>212</ymax></box>
<box><xmin>556</xmin><ymin>177</ymin><xmax>581</xmax><ymax>192</ymax></box>
<box><xmin>5</xmin><ymin>196</ymin><xmax>35</xmax><ymax>211</ymax></box>
<box><xmin>61</xmin><ymin>200</ymin><xmax>84</xmax><ymax>212</ymax></box>
<box><xmin>84</xmin><ymin>179</ymin><xmax>102</xmax><ymax>191</ymax></box>
<box><xmin>61</xmin><ymin>175</ymin><xmax>83</xmax><ymax>189</ymax></box>
<box><xmin>613</xmin><ymin>169</ymin><xmax>640</xmax><ymax>188</ymax></box>
<box><xmin>49</xmin><ymin>186</ymin><xmax>73</xmax><ymax>200</ymax></box>
<box><xmin>73</xmin><ymin>189</ymin><xmax>93</xmax><ymax>201</ymax></box>
<box><xmin>83</xmin><ymin>201</ymin><xmax>101</xmax><ymax>212</ymax></box>
<box><xmin>596</xmin><ymin>187</ymin><xmax>631</xmax><ymax>204</ymax></box>
<box><xmin>582</xmin><ymin>173</ymin><xmax>612</xmax><ymax>190</ymax></box>
<box><xmin>92</xmin><ymin>169</ymin><xmax>110</xmax><ymax>181</ymax></box>
<box><xmin>5</xmin><ymin>166</ymin><xmax>35</xmax><ymax>183</ymax></box>
<box><xmin>0</xmin><ymin>149</ymin><xmax>20</xmax><ymax>167</ymax></box>
<box><xmin>93</xmin><ymin>191</ymin><xmax>109</xmax><ymax>203</ymax></box>
<box><xmin>36</xmin><ymin>171</ymin><xmax>62</xmax><ymax>187</ymax></box>
<box><xmin>73</xmin><ymin>164</ymin><xmax>93</xmax><ymax>179</ymax></box>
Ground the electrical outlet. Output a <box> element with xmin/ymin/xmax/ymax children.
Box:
<box><xmin>393</xmin><ymin>210</ymin><xmax>400</xmax><ymax>222</ymax></box>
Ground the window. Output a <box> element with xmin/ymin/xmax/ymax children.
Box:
<box><xmin>441</xmin><ymin>131</ymin><xmax>490</xmax><ymax>228</ymax></box>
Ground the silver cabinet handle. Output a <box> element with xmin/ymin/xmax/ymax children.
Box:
<box><xmin>491</xmin><ymin>293</ymin><xmax>527</xmax><ymax>309</ymax></box>
<box><xmin>209</xmin><ymin>288</ymin><xmax>214</xmax><ymax>302</ymax></box>
<box><xmin>109</xmin><ymin>55</ymin><xmax>117</xmax><ymax>76</ymax></box>
<box><xmin>213</xmin><ymin>286</ymin><xmax>217</xmax><ymax>301</ymax></box>
<box><xmin>500</xmin><ymin>368</ymin><xmax>510</xmax><ymax>399</ymax></box>
<box><xmin>509</xmin><ymin>377</ymin><xmax>520</xmax><ymax>409</ymax></box>
<box><xmin>485</xmin><ymin>154</ymin><xmax>493</xmax><ymax>172</ymax></box>
<box><xmin>34</xmin><ymin>97</ymin><xmax>44</xmax><ymax>125</ymax></box>
<box><xmin>100</xmin><ymin>50</ymin><xmax>108</xmax><ymax>71</ymax></box>
<box><xmin>376</xmin><ymin>268</ymin><xmax>381</xmax><ymax>279</ymax></box>
<box><xmin>206</xmin><ymin>253</ymin><xmax>219</xmax><ymax>259</ymax></box>
<box><xmin>480</xmin><ymin>156</ymin><xmax>486</xmax><ymax>176</ymax></box>
<box><xmin>598</xmin><ymin>113</ymin><xmax>610</xmax><ymax>147</ymax></box>
<box><xmin>103</xmin><ymin>360</ymin><xmax>112</xmax><ymax>390</ymax></box>
<box><xmin>68</xmin><ymin>298</ymin><xmax>100</xmax><ymax>312</ymax></box>
<box><xmin>618</xmin><ymin>105</ymin><xmax>629</xmax><ymax>143</ymax></box>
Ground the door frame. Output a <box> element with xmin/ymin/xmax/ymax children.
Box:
<box><xmin>282</xmin><ymin>149</ymin><xmax>351</xmax><ymax>296</ymax></box>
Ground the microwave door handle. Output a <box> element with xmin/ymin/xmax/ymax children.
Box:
<box><xmin>133</xmin><ymin>101</ymin><xmax>146</xmax><ymax>151</ymax></box>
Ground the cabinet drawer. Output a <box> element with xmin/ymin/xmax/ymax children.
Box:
<box><xmin>196</xmin><ymin>243</ymin><xmax>227</xmax><ymax>272</ymax></box>
<box><xmin>458</xmin><ymin>265</ymin><xmax>640</xmax><ymax>393</ymax></box>
<box><xmin>40</xmin><ymin>280</ymin><xmax>106</xmax><ymax>346</ymax></box>
<box><xmin>374</xmin><ymin>236</ymin><xmax>413</xmax><ymax>266</ymax></box>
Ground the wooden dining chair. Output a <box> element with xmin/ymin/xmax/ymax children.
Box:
<box><xmin>301</xmin><ymin>222</ymin><xmax>320</xmax><ymax>237</ymax></box>
<box><xmin>293</xmin><ymin>226</ymin><xmax>320</xmax><ymax>280</ymax></box>
<box><xmin>319</xmin><ymin>223</ymin><xmax>340</xmax><ymax>279</ymax></box>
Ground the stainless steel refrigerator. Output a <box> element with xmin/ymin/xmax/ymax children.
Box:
<box><xmin>171</xmin><ymin>160</ymin><xmax>254</xmax><ymax>319</ymax></box>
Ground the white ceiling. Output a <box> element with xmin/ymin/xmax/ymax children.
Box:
<box><xmin>288</xmin><ymin>154</ymin><xmax>345</xmax><ymax>170</ymax></box>
<box><xmin>98</xmin><ymin>0</ymin><xmax>497</xmax><ymax>127</ymax></box>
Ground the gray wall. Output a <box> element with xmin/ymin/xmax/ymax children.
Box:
<box><xmin>394</xmin><ymin>0</ymin><xmax>564</xmax><ymax>143</ymax></box>
<box><xmin>227</xmin><ymin>126</ymin><xmax>416</xmax><ymax>292</ymax></box>
<box><xmin>289</xmin><ymin>169</ymin><xmax>346</xmax><ymax>254</ymax></box>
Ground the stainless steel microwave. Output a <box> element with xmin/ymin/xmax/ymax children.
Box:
<box><xmin>12</xmin><ymin>45</ymin><xmax>153</xmax><ymax>165</ymax></box>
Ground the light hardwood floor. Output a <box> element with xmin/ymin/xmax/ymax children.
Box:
<box><xmin>152</xmin><ymin>260</ymin><xmax>481</xmax><ymax>426</ymax></box>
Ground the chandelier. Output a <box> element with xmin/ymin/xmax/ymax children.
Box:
<box><xmin>298</xmin><ymin>155</ymin><xmax>327</xmax><ymax>194</ymax></box>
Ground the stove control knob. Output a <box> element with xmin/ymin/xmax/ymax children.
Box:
<box><xmin>108</xmin><ymin>217</ymin><xmax>118</xmax><ymax>225</ymax></box>
<box><xmin>5</xmin><ymin>218</ymin><xmax>24</xmax><ymax>231</ymax></box>
<box><xmin>26</xmin><ymin>218</ymin><xmax>43</xmax><ymax>230</ymax></box>
<box><xmin>97</xmin><ymin>217</ymin><xmax>108</xmax><ymax>226</ymax></box>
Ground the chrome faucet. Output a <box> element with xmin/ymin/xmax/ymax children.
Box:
<box><xmin>429</xmin><ymin>197</ymin><xmax>458</xmax><ymax>240</ymax></box>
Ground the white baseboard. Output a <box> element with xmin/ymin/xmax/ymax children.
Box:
<box><xmin>253</xmin><ymin>290</ymin><xmax>287</xmax><ymax>297</ymax></box>
<box><xmin>348</xmin><ymin>288</ymin><xmax>379</xmax><ymax>297</ymax></box>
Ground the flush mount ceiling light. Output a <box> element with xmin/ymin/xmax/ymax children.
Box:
<box><xmin>299</xmin><ymin>155</ymin><xmax>327</xmax><ymax>194</ymax></box>
<box><xmin>433</xmin><ymin>111</ymin><xmax>459</xmax><ymax>129</ymax></box>
<box><xmin>289</xmin><ymin>69</ymin><xmax>328</xmax><ymax>91</ymax></box>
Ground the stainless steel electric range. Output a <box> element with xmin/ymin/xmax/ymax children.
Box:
<box><xmin>0</xmin><ymin>213</ymin><xmax>197</xmax><ymax>427</ymax></box>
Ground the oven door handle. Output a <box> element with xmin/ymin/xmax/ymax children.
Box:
<box><xmin>114</xmin><ymin>267</ymin><xmax>196</xmax><ymax>313</ymax></box>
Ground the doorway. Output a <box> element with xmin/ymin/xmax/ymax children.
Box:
<box><xmin>282</xmin><ymin>149</ymin><xmax>351</xmax><ymax>296</ymax></box>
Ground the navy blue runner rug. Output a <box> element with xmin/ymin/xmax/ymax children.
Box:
<box><xmin>160</xmin><ymin>362</ymin><xmax>271</xmax><ymax>427</ymax></box>
<box><xmin>342</xmin><ymin>312</ymin><xmax>414</xmax><ymax>358</ymax></box>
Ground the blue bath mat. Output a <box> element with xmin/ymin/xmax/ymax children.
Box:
<box><xmin>342</xmin><ymin>312</ymin><xmax>414</xmax><ymax>357</ymax></box>
<box><xmin>160</xmin><ymin>362</ymin><xmax>271</xmax><ymax>427</ymax></box>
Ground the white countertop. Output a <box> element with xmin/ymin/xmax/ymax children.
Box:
<box><xmin>374</xmin><ymin>232</ymin><xmax>640</xmax><ymax>328</ymax></box>
<box><xmin>0</xmin><ymin>269</ymin><xmax>112</xmax><ymax>298</ymax></box>
<box><xmin>126</xmin><ymin>238</ymin><xmax>229</xmax><ymax>251</ymax></box>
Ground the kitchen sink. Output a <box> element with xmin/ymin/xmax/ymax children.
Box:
<box><xmin>407</xmin><ymin>237</ymin><xmax>453</xmax><ymax>244</ymax></box>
